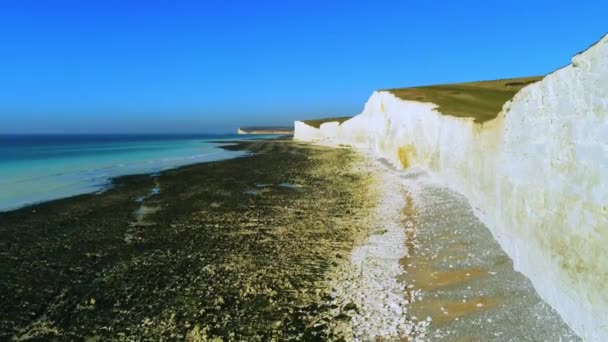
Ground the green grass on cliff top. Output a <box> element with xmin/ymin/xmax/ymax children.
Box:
<box><xmin>302</xmin><ymin>117</ymin><xmax>353</xmax><ymax>128</ymax></box>
<box><xmin>384</xmin><ymin>76</ymin><xmax>543</xmax><ymax>123</ymax></box>
<box><xmin>302</xmin><ymin>76</ymin><xmax>542</xmax><ymax>127</ymax></box>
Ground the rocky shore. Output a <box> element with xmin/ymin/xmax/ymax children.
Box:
<box><xmin>0</xmin><ymin>139</ymin><xmax>373</xmax><ymax>341</ymax></box>
<box><xmin>0</xmin><ymin>138</ymin><xmax>580</xmax><ymax>341</ymax></box>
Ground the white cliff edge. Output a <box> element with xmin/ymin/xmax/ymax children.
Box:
<box><xmin>295</xmin><ymin>35</ymin><xmax>608</xmax><ymax>341</ymax></box>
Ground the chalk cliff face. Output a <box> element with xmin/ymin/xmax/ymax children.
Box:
<box><xmin>295</xmin><ymin>35</ymin><xmax>608</xmax><ymax>341</ymax></box>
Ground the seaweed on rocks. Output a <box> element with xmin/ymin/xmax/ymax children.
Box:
<box><xmin>0</xmin><ymin>140</ymin><xmax>374</xmax><ymax>341</ymax></box>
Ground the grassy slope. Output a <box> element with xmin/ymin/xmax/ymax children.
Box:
<box><xmin>304</xmin><ymin>76</ymin><xmax>543</xmax><ymax>128</ymax></box>
<box><xmin>300</xmin><ymin>76</ymin><xmax>543</xmax><ymax>127</ymax></box>
<box><xmin>384</xmin><ymin>76</ymin><xmax>543</xmax><ymax>123</ymax></box>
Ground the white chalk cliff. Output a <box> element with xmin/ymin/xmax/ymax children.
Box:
<box><xmin>295</xmin><ymin>35</ymin><xmax>608</xmax><ymax>341</ymax></box>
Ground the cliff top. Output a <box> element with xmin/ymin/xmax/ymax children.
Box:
<box><xmin>302</xmin><ymin>117</ymin><xmax>352</xmax><ymax>128</ymax></box>
<box><xmin>383</xmin><ymin>76</ymin><xmax>543</xmax><ymax>123</ymax></box>
<box><xmin>238</xmin><ymin>126</ymin><xmax>294</xmax><ymax>135</ymax></box>
<box><xmin>300</xmin><ymin>76</ymin><xmax>542</xmax><ymax>127</ymax></box>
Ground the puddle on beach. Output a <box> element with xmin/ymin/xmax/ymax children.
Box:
<box><xmin>132</xmin><ymin>179</ymin><xmax>162</xmax><ymax>225</ymax></box>
<box><xmin>411</xmin><ymin>296</ymin><xmax>503</xmax><ymax>327</ymax></box>
<box><xmin>398</xmin><ymin>177</ymin><xmax>580</xmax><ymax>341</ymax></box>
<box><xmin>245</xmin><ymin>182</ymin><xmax>303</xmax><ymax>195</ymax></box>
<box><xmin>134</xmin><ymin>205</ymin><xmax>160</xmax><ymax>225</ymax></box>
<box><xmin>136</xmin><ymin>180</ymin><xmax>161</xmax><ymax>202</ymax></box>
<box><xmin>407</xmin><ymin>266</ymin><xmax>488</xmax><ymax>292</ymax></box>
<box><xmin>244</xmin><ymin>188</ymin><xmax>263</xmax><ymax>196</ymax></box>
<box><xmin>277</xmin><ymin>182</ymin><xmax>302</xmax><ymax>189</ymax></box>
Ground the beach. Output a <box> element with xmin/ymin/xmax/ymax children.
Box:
<box><xmin>353</xmin><ymin>154</ymin><xmax>579</xmax><ymax>341</ymax></box>
<box><xmin>1</xmin><ymin>139</ymin><xmax>375</xmax><ymax>340</ymax></box>
<box><xmin>0</xmin><ymin>134</ymin><xmax>258</xmax><ymax>212</ymax></box>
<box><xmin>0</xmin><ymin>138</ymin><xmax>578</xmax><ymax>341</ymax></box>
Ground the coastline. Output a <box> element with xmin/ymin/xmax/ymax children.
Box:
<box><xmin>0</xmin><ymin>138</ymin><xmax>375</xmax><ymax>340</ymax></box>
<box><xmin>324</xmin><ymin>146</ymin><xmax>577</xmax><ymax>340</ymax></box>
<box><xmin>1</xmin><ymin>137</ymin><xmax>579</xmax><ymax>340</ymax></box>
<box><xmin>292</xmin><ymin>33</ymin><xmax>608</xmax><ymax>339</ymax></box>
<box><xmin>0</xmin><ymin>137</ymin><xmax>256</xmax><ymax>214</ymax></box>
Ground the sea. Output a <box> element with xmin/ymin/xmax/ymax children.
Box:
<box><xmin>0</xmin><ymin>134</ymin><xmax>269</xmax><ymax>212</ymax></box>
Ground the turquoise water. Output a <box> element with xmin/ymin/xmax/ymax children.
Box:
<box><xmin>0</xmin><ymin>134</ymin><xmax>265</xmax><ymax>212</ymax></box>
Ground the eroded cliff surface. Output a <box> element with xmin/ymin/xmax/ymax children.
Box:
<box><xmin>294</xmin><ymin>34</ymin><xmax>608</xmax><ymax>340</ymax></box>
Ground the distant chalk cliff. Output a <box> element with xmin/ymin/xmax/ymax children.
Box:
<box><xmin>237</xmin><ymin>126</ymin><xmax>294</xmax><ymax>135</ymax></box>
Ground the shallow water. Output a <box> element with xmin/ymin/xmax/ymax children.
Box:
<box><xmin>244</xmin><ymin>188</ymin><xmax>262</xmax><ymax>195</ymax></box>
<box><xmin>133</xmin><ymin>181</ymin><xmax>162</xmax><ymax>224</ymax></box>
<box><xmin>0</xmin><ymin>134</ymin><xmax>266</xmax><ymax>212</ymax></box>
<box><xmin>245</xmin><ymin>182</ymin><xmax>302</xmax><ymax>195</ymax></box>
<box><xmin>277</xmin><ymin>182</ymin><xmax>301</xmax><ymax>189</ymax></box>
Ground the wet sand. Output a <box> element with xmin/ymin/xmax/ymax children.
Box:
<box><xmin>0</xmin><ymin>139</ymin><xmax>375</xmax><ymax>341</ymax></box>
<box><xmin>322</xmin><ymin>152</ymin><xmax>578</xmax><ymax>341</ymax></box>
<box><xmin>396</xmin><ymin>169</ymin><xmax>580</xmax><ymax>341</ymax></box>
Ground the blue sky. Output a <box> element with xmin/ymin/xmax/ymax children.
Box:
<box><xmin>0</xmin><ymin>1</ymin><xmax>606</xmax><ymax>133</ymax></box>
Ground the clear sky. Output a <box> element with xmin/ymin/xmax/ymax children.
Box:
<box><xmin>0</xmin><ymin>0</ymin><xmax>606</xmax><ymax>133</ymax></box>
